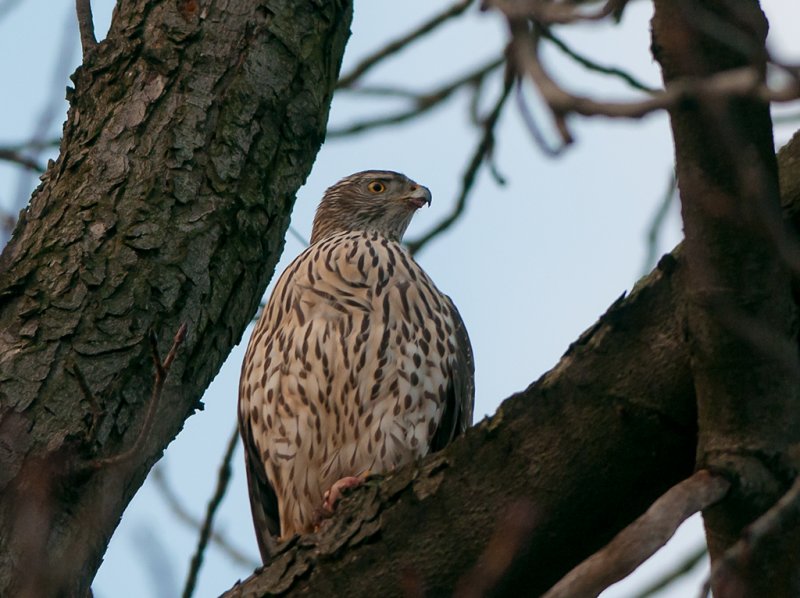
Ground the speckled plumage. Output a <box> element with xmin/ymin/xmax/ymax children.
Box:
<box><xmin>239</xmin><ymin>171</ymin><xmax>474</xmax><ymax>562</ymax></box>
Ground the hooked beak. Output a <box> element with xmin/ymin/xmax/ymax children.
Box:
<box><xmin>407</xmin><ymin>185</ymin><xmax>432</xmax><ymax>209</ymax></box>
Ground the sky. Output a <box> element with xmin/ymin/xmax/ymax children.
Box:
<box><xmin>1</xmin><ymin>1</ymin><xmax>799</xmax><ymax>597</ymax></box>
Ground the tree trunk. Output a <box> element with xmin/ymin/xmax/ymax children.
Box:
<box><xmin>0</xmin><ymin>1</ymin><xmax>352</xmax><ymax>595</ymax></box>
<box><xmin>652</xmin><ymin>1</ymin><xmax>800</xmax><ymax>595</ymax></box>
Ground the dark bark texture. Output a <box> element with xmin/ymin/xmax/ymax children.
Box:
<box><xmin>653</xmin><ymin>1</ymin><xmax>800</xmax><ymax>595</ymax></box>
<box><xmin>0</xmin><ymin>1</ymin><xmax>352</xmax><ymax>595</ymax></box>
<box><xmin>223</xmin><ymin>132</ymin><xmax>800</xmax><ymax>597</ymax></box>
<box><xmin>2</xmin><ymin>1</ymin><xmax>799</xmax><ymax>596</ymax></box>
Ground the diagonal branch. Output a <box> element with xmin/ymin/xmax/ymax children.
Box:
<box><xmin>406</xmin><ymin>69</ymin><xmax>513</xmax><ymax>254</ymax></box>
<box><xmin>541</xmin><ymin>26</ymin><xmax>658</xmax><ymax>93</ymax></box>
<box><xmin>337</xmin><ymin>0</ymin><xmax>474</xmax><ymax>89</ymax></box>
<box><xmin>182</xmin><ymin>425</ymin><xmax>242</xmax><ymax>598</ymax></box>
<box><xmin>542</xmin><ymin>470</ymin><xmax>730</xmax><ymax>598</ymax></box>
<box><xmin>221</xmin><ymin>132</ymin><xmax>800</xmax><ymax>597</ymax></box>
<box><xmin>504</xmin><ymin>18</ymin><xmax>800</xmax><ymax>148</ymax></box>
<box><xmin>152</xmin><ymin>466</ymin><xmax>259</xmax><ymax>569</ymax></box>
<box><xmin>0</xmin><ymin>148</ymin><xmax>45</xmax><ymax>172</ymax></box>
<box><xmin>486</xmin><ymin>0</ymin><xmax>631</xmax><ymax>25</ymax></box>
<box><xmin>633</xmin><ymin>543</ymin><xmax>707</xmax><ymax>598</ymax></box>
<box><xmin>88</xmin><ymin>323</ymin><xmax>188</xmax><ymax>470</ymax></box>
<box><xmin>328</xmin><ymin>55</ymin><xmax>504</xmax><ymax>138</ymax></box>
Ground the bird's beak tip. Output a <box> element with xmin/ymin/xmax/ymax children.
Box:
<box><xmin>409</xmin><ymin>186</ymin><xmax>432</xmax><ymax>209</ymax></box>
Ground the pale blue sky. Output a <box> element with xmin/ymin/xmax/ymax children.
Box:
<box><xmin>1</xmin><ymin>2</ymin><xmax>798</xmax><ymax>596</ymax></box>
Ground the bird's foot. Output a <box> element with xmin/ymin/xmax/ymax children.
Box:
<box><xmin>321</xmin><ymin>475</ymin><xmax>364</xmax><ymax>514</ymax></box>
<box><xmin>313</xmin><ymin>472</ymin><xmax>373</xmax><ymax>529</ymax></box>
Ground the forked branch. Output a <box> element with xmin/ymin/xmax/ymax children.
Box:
<box><xmin>88</xmin><ymin>323</ymin><xmax>188</xmax><ymax>469</ymax></box>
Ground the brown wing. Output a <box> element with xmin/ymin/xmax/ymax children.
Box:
<box><xmin>239</xmin><ymin>414</ymin><xmax>280</xmax><ymax>563</ymax></box>
<box><xmin>431</xmin><ymin>295</ymin><xmax>475</xmax><ymax>452</ymax></box>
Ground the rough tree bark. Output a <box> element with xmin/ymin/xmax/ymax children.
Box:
<box><xmin>0</xmin><ymin>1</ymin><xmax>352</xmax><ymax>595</ymax></box>
<box><xmin>652</xmin><ymin>1</ymin><xmax>800</xmax><ymax>595</ymax></box>
<box><xmin>223</xmin><ymin>5</ymin><xmax>800</xmax><ymax>597</ymax></box>
<box><xmin>222</xmin><ymin>132</ymin><xmax>800</xmax><ymax>597</ymax></box>
<box><xmin>1</xmin><ymin>1</ymin><xmax>798</xmax><ymax>597</ymax></box>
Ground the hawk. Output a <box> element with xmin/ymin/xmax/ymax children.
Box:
<box><xmin>239</xmin><ymin>170</ymin><xmax>474</xmax><ymax>562</ymax></box>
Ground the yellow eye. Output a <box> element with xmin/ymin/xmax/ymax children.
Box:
<box><xmin>368</xmin><ymin>181</ymin><xmax>386</xmax><ymax>193</ymax></box>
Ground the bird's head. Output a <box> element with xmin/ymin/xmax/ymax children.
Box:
<box><xmin>310</xmin><ymin>170</ymin><xmax>431</xmax><ymax>244</ymax></box>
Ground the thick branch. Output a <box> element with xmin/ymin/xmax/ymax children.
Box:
<box><xmin>543</xmin><ymin>470</ymin><xmax>729</xmax><ymax>598</ymax></box>
<box><xmin>224</xmin><ymin>130</ymin><xmax>800</xmax><ymax>597</ymax></box>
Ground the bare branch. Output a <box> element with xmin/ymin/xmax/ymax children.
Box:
<box><xmin>0</xmin><ymin>0</ymin><xmax>24</xmax><ymax>20</ymax></box>
<box><xmin>328</xmin><ymin>55</ymin><xmax>504</xmax><ymax>138</ymax></box>
<box><xmin>542</xmin><ymin>470</ymin><xmax>730</xmax><ymax>598</ymax></box>
<box><xmin>151</xmin><ymin>466</ymin><xmax>259</xmax><ymax>569</ymax></box>
<box><xmin>486</xmin><ymin>0</ymin><xmax>630</xmax><ymax>25</ymax></box>
<box><xmin>774</xmin><ymin>110</ymin><xmax>800</xmax><ymax>124</ymax></box>
<box><xmin>406</xmin><ymin>69</ymin><xmax>513</xmax><ymax>255</ymax></box>
<box><xmin>641</xmin><ymin>169</ymin><xmax>677</xmax><ymax>276</ymax></box>
<box><xmin>541</xmin><ymin>27</ymin><xmax>658</xmax><ymax>93</ymax></box>
<box><xmin>88</xmin><ymin>323</ymin><xmax>188</xmax><ymax>469</ymax></box>
<box><xmin>75</xmin><ymin>0</ymin><xmax>97</xmax><ymax>56</ymax></box>
<box><xmin>287</xmin><ymin>225</ymin><xmax>309</xmax><ymax>248</ymax></box>
<box><xmin>505</xmin><ymin>21</ymin><xmax>800</xmax><ymax>140</ymax></box>
<box><xmin>337</xmin><ymin>0</ymin><xmax>474</xmax><ymax>89</ymax></box>
<box><xmin>182</xmin><ymin>425</ymin><xmax>241</xmax><ymax>598</ymax></box>
<box><xmin>336</xmin><ymin>85</ymin><xmax>421</xmax><ymax>100</ymax></box>
<box><xmin>0</xmin><ymin>209</ymin><xmax>15</xmax><ymax>238</ymax></box>
<box><xmin>633</xmin><ymin>543</ymin><xmax>707</xmax><ymax>598</ymax></box>
<box><xmin>0</xmin><ymin>149</ymin><xmax>45</xmax><ymax>172</ymax></box>
<box><xmin>516</xmin><ymin>81</ymin><xmax>570</xmax><ymax>156</ymax></box>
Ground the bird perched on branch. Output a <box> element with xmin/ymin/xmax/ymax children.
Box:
<box><xmin>239</xmin><ymin>170</ymin><xmax>474</xmax><ymax>562</ymax></box>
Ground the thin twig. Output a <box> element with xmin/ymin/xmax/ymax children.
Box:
<box><xmin>5</xmin><ymin>11</ymin><xmax>77</xmax><ymax>247</ymax></box>
<box><xmin>641</xmin><ymin>170</ymin><xmax>677</xmax><ymax>276</ymax></box>
<box><xmin>75</xmin><ymin>0</ymin><xmax>97</xmax><ymax>56</ymax></box>
<box><xmin>0</xmin><ymin>149</ymin><xmax>45</xmax><ymax>172</ymax></box>
<box><xmin>336</xmin><ymin>85</ymin><xmax>421</xmax><ymax>100</ymax></box>
<box><xmin>182</xmin><ymin>425</ymin><xmax>242</xmax><ymax>598</ymax></box>
<box><xmin>67</xmin><ymin>361</ymin><xmax>102</xmax><ymax>440</ymax></box>
<box><xmin>89</xmin><ymin>323</ymin><xmax>188</xmax><ymax>469</ymax></box>
<box><xmin>0</xmin><ymin>209</ymin><xmax>15</xmax><ymax>237</ymax></box>
<box><xmin>0</xmin><ymin>0</ymin><xmax>24</xmax><ymax>20</ymax></box>
<box><xmin>507</xmin><ymin>20</ymin><xmax>800</xmax><ymax>133</ymax></box>
<box><xmin>633</xmin><ymin>543</ymin><xmax>707</xmax><ymax>598</ymax></box>
<box><xmin>406</xmin><ymin>68</ymin><xmax>513</xmax><ymax>255</ymax></box>
<box><xmin>487</xmin><ymin>0</ymin><xmax>630</xmax><ymax>25</ymax></box>
<box><xmin>516</xmin><ymin>81</ymin><xmax>570</xmax><ymax>156</ymax></box>
<box><xmin>152</xmin><ymin>465</ymin><xmax>258</xmax><ymax>569</ymax></box>
<box><xmin>541</xmin><ymin>27</ymin><xmax>658</xmax><ymax>93</ymax></box>
<box><xmin>337</xmin><ymin>0</ymin><xmax>474</xmax><ymax>89</ymax></box>
<box><xmin>287</xmin><ymin>224</ymin><xmax>309</xmax><ymax>247</ymax></box>
<box><xmin>542</xmin><ymin>470</ymin><xmax>730</xmax><ymax>598</ymax></box>
<box><xmin>329</xmin><ymin>55</ymin><xmax>505</xmax><ymax>138</ymax></box>
<box><xmin>773</xmin><ymin>111</ymin><xmax>800</xmax><ymax>124</ymax></box>
<box><xmin>0</xmin><ymin>138</ymin><xmax>61</xmax><ymax>152</ymax></box>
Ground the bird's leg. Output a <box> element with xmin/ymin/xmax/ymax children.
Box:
<box><xmin>314</xmin><ymin>470</ymin><xmax>373</xmax><ymax>527</ymax></box>
<box><xmin>321</xmin><ymin>476</ymin><xmax>363</xmax><ymax>513</ymax></box>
